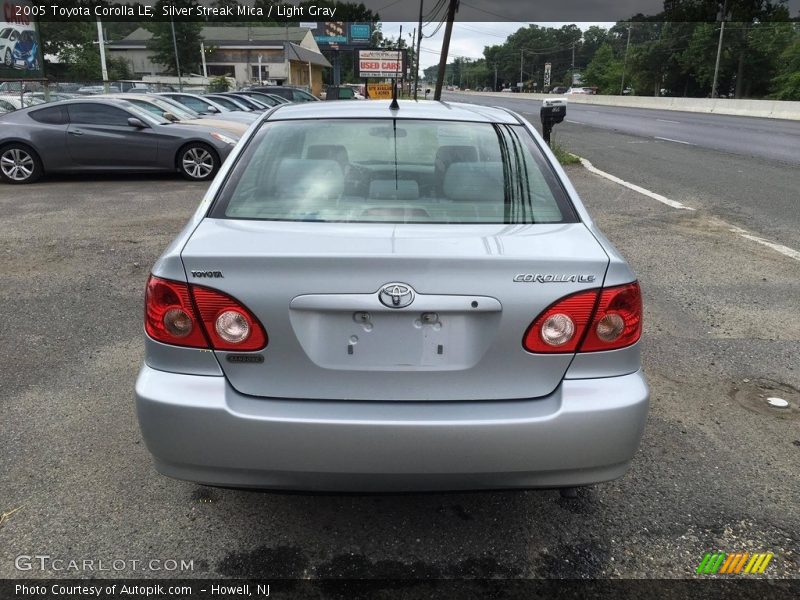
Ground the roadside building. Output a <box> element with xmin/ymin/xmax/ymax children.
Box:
<box><xmin>107</xmin><ymin>26</ymin><xmax>330</xmax><ymax>96</ymax></box>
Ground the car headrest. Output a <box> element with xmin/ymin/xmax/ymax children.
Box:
<box><xmin>369</xmin><ymin>179</ymin><xmax>420</xmax><ymax>200</ymax></box>
<box><xmin>443</xmin><ymin>162</ymin><xmax>504</xmax><ymax>202</ymax></box>
<box><xmin>434</xmin><ymin>145</ymin><xmax>478</xmax><ymax>171</ymax></box>
<box><xmin>275</xmin><ymin>159</ymin><xmax>344</xmax><ymax>199</ymax></box>
<box><xmin>306</xmin><ymin>145</ymin><xmax>349</xmax><ymax>168</ymax></box>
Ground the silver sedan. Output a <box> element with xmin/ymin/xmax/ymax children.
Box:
<box><xmin>136</xmin><ymin>100</ymin><xmax>649</xmax><ymax>493</ymax></box>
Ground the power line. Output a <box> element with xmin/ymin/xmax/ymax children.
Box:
<box><xmin>458</xmin><ymin>24</ymin><xmax>515</xmax><ymax>38</ymax></box>
<box><xmin>458</xmin><ymin>0</ymin><xmax>516</xmax><ymax>21</ymax></box>
<box><xmin>375</xmin><ymin>0</ymin><xmax>407</xmax><ymax>12</ymax></box>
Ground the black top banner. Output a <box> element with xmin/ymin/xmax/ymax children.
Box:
<box><xmin>10</xmin><ymin>0</ymin><xmax>800</xmax><ymax>23</ymax></box>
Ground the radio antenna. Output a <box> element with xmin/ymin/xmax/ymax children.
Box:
<box><xmin>390</xmin><ymin>26</ymin><xmax>401</xmax><ymax>110</ymax></box>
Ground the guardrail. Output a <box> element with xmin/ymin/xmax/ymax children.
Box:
<box><xmin>453</xmin><ymin>90</ymin><xmax>800</xmax><ymax>121</ymax></box>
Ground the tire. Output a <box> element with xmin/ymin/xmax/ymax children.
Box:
<box><xmin>3</xmin><ymin>49</ymin><xmax>11</xmax><ymax>68</ymax></box>
<box><xmin>177</xmin><ymin>143</ymin><xmax>219</xmax><ymax>181</ymax></box>
<box><xmin>0</xmin><ymin>144</ymin><xmax>43</xmax><ymax>184</ymax></box>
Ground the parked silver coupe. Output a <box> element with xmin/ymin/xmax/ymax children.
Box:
<box><xmin>0</xmin><ymin>98</ymin><xmax>239</xmax><ymax>183</ymax></box>
<box><xmin>136</xmin><ymin>100</ymin><xmax>649</xmax><ymax>493</ymax></box>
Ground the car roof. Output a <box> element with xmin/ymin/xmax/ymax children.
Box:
<box><xmin>266</xmin><ymin>100</ymin><xmax>519</xmax><ymax>124</ymax></box>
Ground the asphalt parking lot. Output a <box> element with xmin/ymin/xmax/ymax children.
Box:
<box><xmin>1</xmin><ymin>165</ymin><xmax>798</xmax><ymax>580</ymax></box>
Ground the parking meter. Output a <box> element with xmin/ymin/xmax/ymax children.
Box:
<box><xmin>540</xmin><ymin>98</ymin><xmax>567</xmax><ymax>146</ymax></box>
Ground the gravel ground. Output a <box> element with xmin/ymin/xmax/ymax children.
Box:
<box><xmin>0</xmin><ymin>166</ymin><xmax>798</xmax><ymax>582</ymax></box>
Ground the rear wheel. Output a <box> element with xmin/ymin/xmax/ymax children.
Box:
<box><xmin>0</xmin><ymin>144</ymin><xmax>43</xmax><ymax>184</ymax></box>
<box><xmin>178</xmin><ymin>143</ymin><xmax>219</xmax><ymax>181</ymax></box>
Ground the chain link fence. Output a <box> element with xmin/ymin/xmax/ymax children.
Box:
<box><xmin>0</xmin><ymin>78</ymin><xmax>220</xmax><ymax>112</ymax></box>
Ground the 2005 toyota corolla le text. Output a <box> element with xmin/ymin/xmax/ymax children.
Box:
<box><xmin>135</xmin><ymin>99</ymin><xmax>649</xmax><ymax>494</ymax></box>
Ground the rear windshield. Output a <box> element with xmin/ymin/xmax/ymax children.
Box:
<box><xmin>211</xmin><ymin>119</ymin><xmax>577</xmax><ymax>224</ymax></box>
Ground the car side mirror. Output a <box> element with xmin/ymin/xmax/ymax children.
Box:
<box><xmin>163</xmin><ymin>112</ymin><xmax>179</xmax><ymax>122</ymax></box>
<box><xmin>127</xmin><ymin>117</ymin><xmax>148</xmax><ymax>129</ymax></box>
<box><xmin>206</xmin><ymin>105</ymin><xmax>220</xmax><ymax>113</ymax></box>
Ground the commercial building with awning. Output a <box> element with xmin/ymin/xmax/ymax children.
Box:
<box><xmin>107</xmin><ymin>26</ymin><xmax>331</xmax><ymax>96</ymax></box>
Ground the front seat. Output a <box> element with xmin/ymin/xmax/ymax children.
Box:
<box><xmin>434</xmin><ymin>145</ymin><xmax>478</xmax><ymax>195</ymax></box>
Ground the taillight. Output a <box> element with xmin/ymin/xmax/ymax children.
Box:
<box><xmin>523</xmin><ymin>289</ymin><xmax>599</xmax><ymax>353</ymax></box>
<box><xmin>522</xmin><ymin>282</ymin><xmax>642</xmax><ymax>354</ymax></box>
<box><xmin>144</xmin><ymin>275</ymin><xmax>267</xmax><ymax>351</ymax></box>
<box><xmin>580</xmin><ymin>282</ymin><xmax>642</xmax><ymax>352</ymax></box>
<box><xmin>191</xmin><ymin>285</ymin><xmax>267</xmax><ymax>351</ymax></box>
<box><xmin>145</xmin><ymin>276</ymin><xmax>208</xmax><ymax>348</ymax></box>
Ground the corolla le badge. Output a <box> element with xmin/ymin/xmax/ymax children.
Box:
<box><xmin>379</xmin><ymin>283</ymin><xmax>415</xmax><ymax>308</ymax></box>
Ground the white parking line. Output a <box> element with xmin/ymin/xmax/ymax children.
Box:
<box><xmin>656</xmin><ymin>119</ymin><xmax>681</xmax><ymax>124</ymax></box>
<box><xmin>566</xmin><ymin>119</ymin><xmax>585</xmax><ymax>125</ymax></box>
<box><xmin>576</xmin><ymin>156</ymin><xmax>800</xmax><ymax>262</ymax></box>
<box><xmin>577</xmin><ymin>157</ymin><xmax>695</xmax><ymax>211</ymax></box>
<box><xmin>725</xmin><ymin>224</ymin><xmax>800</xmax><ymax>262</ymax></box>
<box><xmin>655</xmin><ymin>136</ymin><xmax>695</xmax><ymax>145</ymax></box>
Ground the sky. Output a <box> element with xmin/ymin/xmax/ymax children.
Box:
<box><xmin>380</xmin><ymin>22</ymin><xmax>615</xmax><ymax>70</ymax></box>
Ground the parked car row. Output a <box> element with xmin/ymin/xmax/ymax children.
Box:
<box><xmin>0</xmin><ymin>97</ymin><xmax>244</xmax><ymax>184</ymax></box>
<box><xmin>0</xmin><ymin>85</ymin><xmax>322</xmax><ymax>184</ymax></box>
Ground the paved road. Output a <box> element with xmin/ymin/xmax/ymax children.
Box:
<box><xmin>446</xmin><ymin>92</ymin><xmax>800</xmax><ymax>165</ymax></box>
<box><xmin>1</xmin><ymin>172</ymin><xmax>798</xmax><ymax>583</ymax></box>
<box><xmin>446</xmin><ymin>92</ymin><xmax>800</xmax><ymax>250</ymax></box>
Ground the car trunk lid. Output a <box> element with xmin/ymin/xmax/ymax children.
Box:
<box><xmin>180</xmin><ymin>219</ymin><xmax>609</xmax><ymax>401</ymax></box>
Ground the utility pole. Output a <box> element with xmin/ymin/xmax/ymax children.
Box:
<box><xmin>519</xmin><ymin>49</ymin><xmax>523</xmax><ymax>89</ymax></box>
<box><xmin>409</xmin><ymin>28</ymin><xmax>415</xmax><ymax>96</ymax></box>
<box><xmin>712</xmin><ymin>0</ymin><xmax>729</xmax><ymax>99</ymax></box>
<box><xmin>620</xmin><ymin>23</ymin><xmax>632</xmax><ymax>94</ymax></box>
<box><xmin>170</xmin><ymin>17</ymin><xmax>183</xmax><ymax>92</ymax></box>
<box><xmin>414</xmin><ymin>0</ymin><xmax>423</xmax><ymax>99</ymax></box>
<box><xmin>96</xmin><ymin>17</ymin><xmax>109</xmax><ymax>93</ymax></box>
<box><xmin>398</xmin><ymin>25</ymin><xmax>403</xmax><ymax>97</ymax></box>
<box><xmin>434</xmin><ymin>0</ymin><xmax>459</xmax><ymax>100</ymax></box>
<box><xmin>571</xmin><ymin>42</ymin><xmax>575</xmax><ymax>88</ymax></box>
<box><xmin>494</xmin><ymin>63</ymin><xmax>497</xmax><ymax>91</ymax></box>
<box><xmin>202</xmin><ymin>42</ymin><xmax>208</xmax><ymax>79</ymax></box>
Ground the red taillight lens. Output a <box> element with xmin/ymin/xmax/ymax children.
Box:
<box><xmin>144</xmin><ymin>275</ymin><xmax>267</xmax><ymax>351</ymax></box>
<box><xmin>522</xmin><ymin>282</ymin><xmax>642</xmax><ymax>354</ymax></box>
<box><xmin>523</xmin><ymin>289</ymin><xmax>599</xmax><ymax>353</ymax></box>
<box><xmin>580</xmin><ymin>282</ymin><xmax>642</xmax><ymax>352</ymax></box>
<box><xmin>145</xmin><ymin>276</ymin><xmax>208</xmax><ymax>348</ymax></box>
<box><xmin>191</xmin><ymin>285</ymin><xmax>268</xmax><ymax>351</ymax></box>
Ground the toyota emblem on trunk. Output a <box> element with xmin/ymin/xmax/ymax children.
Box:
<box><xmin>379</xmin><ymin>283</ymin><xmax>415</xmax><ymax>308</ymax></box>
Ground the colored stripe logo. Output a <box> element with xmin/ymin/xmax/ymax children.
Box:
<box><xmin>696</xmin><ymin>552</ymin><xmax>773</xmax><ymax>574</ymax></box>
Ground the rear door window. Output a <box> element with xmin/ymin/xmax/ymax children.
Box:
<box><xmin>213</xmin><ymin>119</ymin><xmax>576</xmax><ymax>224</ymax></box>
<box><xmin>67</xmin><ymin>103</ymin><xmax>131</xmax><ymax>126</ymax></box>
<box><xmin>173</xmin><ymin>95</ymin><xmax>213</xmax><ymax>113</ymax></box>
<box><xmin>30</xmin><ymin>105</ymin><xmax>68</xmax><ymax>124</ymax></box>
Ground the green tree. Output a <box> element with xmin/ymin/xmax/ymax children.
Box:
<box><xmin>771</xmin><ymin>36</ymin><xmax>800</xmax><ymax>99</ymax></box>
<box><xmin>584</xmin><ymin>44</ymin><xmax>623</xmax><ymax>93</ymax></box>
<box><xmin>146</xmin><ymin>0</ymin><xmax>204</xmax><ymax>75</ymax></box>
<box><xmin>58</xmin><ymin>45</ymin><xmax>131</xmax><ymax>81</ymax></box>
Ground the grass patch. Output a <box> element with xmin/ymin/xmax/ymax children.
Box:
<box><xmin>551</xmin><ymin>144</ymin><xmax>581</xmax><ymax>165</ymax></box>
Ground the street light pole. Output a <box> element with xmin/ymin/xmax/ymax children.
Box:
<box><xmin>519</xmin><ymin>49</ymin><xmax>523</xmax><ymax>89</ymax></box>
<box><xmin>620</xmin><ymin>23</ymin><xmax>632</xmax><ymax>95</ymax></box>
<box><xmin>170</xmin><ymin>17</ymin><xmax>183</xmax><ymax>92</ymax></box>
<box><xmin>96</xmin><ymin>17</ymin><xmax>109</xmax><ymax>93</ymax></box>
<box><xmin>711</xmin><ymin>0</ymin><xmax>729</xmax><ymax>99</ymax></box>
<box><xmin>414</xmin><ymin>0</ymin><xmax>423</xmax><ymax>99</ymax></box>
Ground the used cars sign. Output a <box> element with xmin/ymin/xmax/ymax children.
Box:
<box><xmin>356</xmin><ymin>49</ymin><xmax>407</xmax><ymax>79</ymax></box>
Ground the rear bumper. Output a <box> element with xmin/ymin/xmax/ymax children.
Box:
<box><xmin>135</xmin><ymin>366</ymin><xmax>649</xmax><ymax>491</ymax></box>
